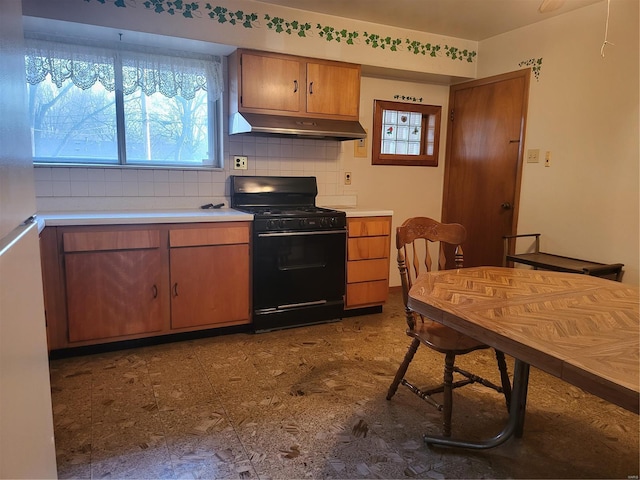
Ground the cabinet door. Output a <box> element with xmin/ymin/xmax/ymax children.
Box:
<box><xmin>170</xmin><ymin>244</ymin><xmax>250</xmax><ymax>329</ymax></box>
<box><xmin>65</xmin><ymin>249</ymin><xmax>164</xmax><ymax>342</ymax></box>
<box><xmin>241</xmin><ymin>53</ymin><xmax>302</xmax><ymax>112</ymax></box>
<box><xmin>306</xmin><ymin>62</ymin><xmax>360</xmax><ymax>118</ymax></box>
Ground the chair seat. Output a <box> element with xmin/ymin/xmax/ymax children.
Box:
<box><xmin>407</xmin><ymin>319</ymin><xmax>489</xmax><ymax>354</ymax></box>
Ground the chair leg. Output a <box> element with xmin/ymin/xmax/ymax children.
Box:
<box><xmin>387</xmin><ymin>337</ymin><xmax>420</xmax><ymax>400</ymax></box>
<box><xmin>442</xmin><ymin>352</ymin><xmax>456</xmax><ymax>437</ymax></box>
<box><xmin>495</xmin><ymin>349</ymin><xmax>512</xmax><ymax>411</ymax></box>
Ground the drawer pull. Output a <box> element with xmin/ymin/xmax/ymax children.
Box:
<box><xmin>173</xmin><ymin>283</ymin><xmax>179</xmax><ymax>297</ymax></box>
<box><xmin>152</xmin><ymin>284</ymin><xmax>158</xmax><ymax>299</ymax></box>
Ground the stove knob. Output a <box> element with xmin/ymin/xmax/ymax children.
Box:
<box><xmin>266</xmin><ymin>219</ymin><xmax>277</xmax><ymax>230</ymax></box>
<box><xmin>328</xmin><ymin>217</ymin><xmax>336</xmax><ymax>227</ymax></box>
<box><xmin>299</xmin><ymin>218</ymin><xmax>308</xmax><ymax>228</ymax></box>
<box><xmin>319</xmin><ymin>217</ymin><xmax>328</xmax><ymax>227</ymax></box>
<box><xmin>279</xmin><ymin>219</ymin><xmax>287</xmax><ymax>229</ymax></box>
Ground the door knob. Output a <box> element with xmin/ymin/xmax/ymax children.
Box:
<box><xmin>501</xmin><ymin>202</ymin><xmax>512</xmax><ymax>210</ymax></box>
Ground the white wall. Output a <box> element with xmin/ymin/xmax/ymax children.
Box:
<box><xmin>346</xmin><ymin>76</ymin><xmax>450</xmax><ymax>286</ymax></box>
<box><xmin>478</xmin><ymin>0</ymin><xmax>639</xmax><ymax>285</ymax></box>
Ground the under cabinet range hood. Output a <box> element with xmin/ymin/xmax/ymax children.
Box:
<box><xmin>229</xmin><ymin>112</ymin><xmax>367</xmax><ymax>141</ymax></box>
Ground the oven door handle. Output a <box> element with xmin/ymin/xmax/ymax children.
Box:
<box><xmin>257</xmin><ymin>230</ymin><xmax>346</xmax><ymax>237</ymax></box>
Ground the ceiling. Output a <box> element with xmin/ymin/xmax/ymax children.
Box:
<box><xmin>257</xmin><ymin>0</ymin><xmax>603</xmax><ymax>41</ymax></box>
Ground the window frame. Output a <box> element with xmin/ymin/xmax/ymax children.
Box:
<box><xmin>27</xmin><ymin>42</ymin><xmax>223</xmax><ymax>170</ymax></box>
<box><xmin>371</xmin><ymin>99</ymin><xmax>442</xmax><ymax>167</ymax></box>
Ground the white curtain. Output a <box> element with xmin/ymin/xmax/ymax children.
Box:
<box><xmin>24</xmin><ymin>38</ymin><xmax>223</xmax><ymax>100</ymax></box>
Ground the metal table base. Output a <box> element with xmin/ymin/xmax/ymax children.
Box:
<box><xmin>423</xmin><ymin>359</ymin><xmax>531</xmax><ymax>450</ymax></box>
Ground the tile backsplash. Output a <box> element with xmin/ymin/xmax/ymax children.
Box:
<box><xmin>35</xmin><ymin>135</ymin><xmax>357</xmax><ymax>212</ymax></box>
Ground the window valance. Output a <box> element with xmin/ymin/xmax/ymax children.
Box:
<box><xmin>25</xmin><ymin>38</ymin><xmax>223</xmax><ymax>100</ymax></box>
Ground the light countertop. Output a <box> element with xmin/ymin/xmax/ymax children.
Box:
<box><xmin>322</xmin><ymin>206</ymin><xmax>394</xmax><ymax>217</ymax></box>
<box><xmin>37</xmin><ymin>208</ymin><xmax>253</xmax><ymax>231</ymax></box>
<box><xmin>36</xmin><ymin>207</ymin><xmax>393</xmax><ymax>231</ymax></box>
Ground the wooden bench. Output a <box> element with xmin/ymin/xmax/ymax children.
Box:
<box><xmin>503</xmin><ymin>233</ymin><xmax>624</xmax><ymax>281</ymax></box>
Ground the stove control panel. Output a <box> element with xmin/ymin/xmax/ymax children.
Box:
<box><xmin>257</xmin><ymin>215</ymin><xmax>346</xmax><ymax>232</ymax></box>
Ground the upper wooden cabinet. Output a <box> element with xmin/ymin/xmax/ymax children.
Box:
<box><xmin>305</xmin><ymin>62</ymin><xmax>360</xmax><ymax>118</ymax></box>
<box><xmin>229</xmin><ymin>49</ymin><xmax>361</xmax><ymax>120</ymax></box>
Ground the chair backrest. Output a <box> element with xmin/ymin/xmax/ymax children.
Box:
<box><xmin>396</xmin><ymin>217</ymin><xmax>466</xmax><ymax>328</ymax></box>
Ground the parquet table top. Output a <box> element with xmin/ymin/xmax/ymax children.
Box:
<box><xmin>407</xmin><ymin>266</ymin><xmax>639</xmax><ymax>413</ymax></box>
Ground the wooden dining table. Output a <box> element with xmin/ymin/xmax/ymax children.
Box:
<box><xmin>407</xmin><ymin>266</ymin><xmax>639</xmax><ymax>449</ymax></box>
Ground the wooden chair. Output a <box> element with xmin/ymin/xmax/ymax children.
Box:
<box><xmin>387</xmin><ymin>217</ymin><xmax>512</xmax><ymax>437</ymax></box>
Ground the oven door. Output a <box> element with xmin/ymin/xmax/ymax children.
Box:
<box><xmin>253</xmin><ymin>229</ymin><xmax>346</xmax><ymax>329</ymax></box>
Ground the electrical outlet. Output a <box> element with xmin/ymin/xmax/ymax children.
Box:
<box><xmin>344</xmin><ymin>172</ymin><xmax>352</xmax><ymax>185</ymax></box>
<box><xmin>544</xmin><ymin>151</ymin><xmax>551</xmax><ymax>167</ymax></box>
<box><xmin>233</xmin><ymin>155</ymin><xmax>248</xmax><ymax>170</ymax></box>
<box><xmin>527</xmin><ymin>149</ymin><xmax>540</xmax><ymax>163</ymax></box>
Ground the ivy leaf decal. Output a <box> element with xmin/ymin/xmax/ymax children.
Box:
<box><xmin>83</xmin><ymin>2</ymin><xmax>477</xmax><ymax>63</ymax></box>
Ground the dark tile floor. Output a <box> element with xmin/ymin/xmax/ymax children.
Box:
<box><xmin>50</xmin><ymin>291</ymin><xmax>639</xmax><ymax>479</ymax></box>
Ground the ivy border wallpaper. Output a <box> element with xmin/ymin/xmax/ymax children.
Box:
<box><xmin>84</xmin><ymin>0</ymin><xmax>478</xmax><ymax>63</ymax></box>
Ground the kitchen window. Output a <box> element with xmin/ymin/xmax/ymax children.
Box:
<box><xmin>371</xmin><ymin>100</ymin><xmax>442</xmax><ymax>167</ymax></box>
<box><xmin>24</xmin><ymin>38</ymin><xmax>224</xmax><ymax>168</ymax></box>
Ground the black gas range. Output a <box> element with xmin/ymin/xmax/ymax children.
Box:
<box><xmin>230</xmin><ymin>175</ymin><xmax>346</xmax><ymax>332</ymax></box>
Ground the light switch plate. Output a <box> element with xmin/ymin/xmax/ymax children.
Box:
<box><xmin>354</xmin><ymin>130</ymin><xmax>368</xmax><ymax>158</ymax></box>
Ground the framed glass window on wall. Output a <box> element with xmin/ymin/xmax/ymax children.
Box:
<box><xmin>372</xmin><ymin>100</ymin><xmax>442</xmax><ymax>166</ymax></box>
<box><xmin>24</xmin><ymin>38</ymin><xmax>224</xmax><ymax>169</ymax></box>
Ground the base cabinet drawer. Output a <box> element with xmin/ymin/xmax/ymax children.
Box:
<box><xmin>347</xmin><ymin>258</ymin><xmax>388</xmax><ymax>283</ymax></box>
<box><xmin>347</xmin><ymin>237</ymin><xmax>390</xmax><ymax>261</ymax></box>
<box><xmin>346</xmin><ymin>280</ymin><xmax>389</xmax><ymax>308</ymax></box>
<box><xmin>345</xmin><ymin>216</ymin><xmax>391</xmax><ymax>309</ymax></box>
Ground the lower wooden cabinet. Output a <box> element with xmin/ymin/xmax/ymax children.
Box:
<box><xmin>345</xmin><ymin>216</ymin><xmax>391</xmax><ymax>309</ymax></box>
<box><xmin>41</xmin><ymin>222</ymin><xmax>251</xmax><ymax>351</ymax></box>
<box><xmin>169</xmin><ymin>225</ymin><xmax>250</xmax><ymax>329</ymax></box>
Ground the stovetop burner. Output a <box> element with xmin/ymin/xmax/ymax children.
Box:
<box><xmin>230</xmin><ymin>175</ymin><xmax>346</xmax><ymax>232</ymax></box>
<box><xmin>239</xmin><ymin>206</ymin><xmax>338</xmax><ymax>216</ymax></box>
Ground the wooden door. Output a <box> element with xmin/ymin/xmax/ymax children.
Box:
<box><xmin>170</xmin><ymin>244</ymin><xmax>250</xmax><ymax>329</ymax></box>
<box><xmin>306</xmin><ymin>62</ymin><xmax>360</xmax><ymax>118</ymax></box>
<box><xmin>442</xmin><ymin>69</ymin><xmax>530</xmax><ymax>268</ymax></box>
<box><xmin>240</xmin><ymin>53</ymin><xmax>302</xmax><ymax>112</ymax></box>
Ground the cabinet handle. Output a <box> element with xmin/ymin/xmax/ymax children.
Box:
<box><xmin>173</xmin><ymin>282</ymin><xmax>179</xmax><ymax>297</ymax></box>
<box><xmin>152</xmin><ymin>284</ymin><xmax>158</xmax><ymax>298</ymax></box>
<box><xmin>309</xmin><ymin>81</ymin><xmax>313</xmax><ymax>95</ymax></box>
<box><xmin>293</xmin><ymin>80</ymin><xmax>298</xmax><ymax>93</ymax></box>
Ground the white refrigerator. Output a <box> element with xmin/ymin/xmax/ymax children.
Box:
<box><xmin>0</xmin><ymin>0</ymin><xmax>58</xmax><ymax>478</ymax></box>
